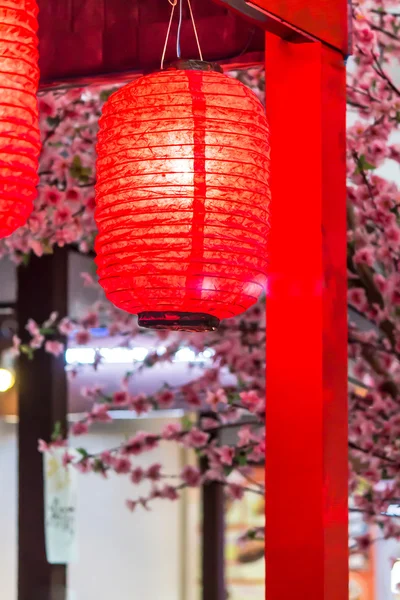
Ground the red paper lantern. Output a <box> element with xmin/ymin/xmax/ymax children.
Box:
<box><xmin>0</xmin><ymin>0</ymin><xmax>40</xmax><ymax>238</ymax></box>
<box><xmin>95</xmin><ymin>62</ymin><xmax>270</xmax><ymax>331</ymax></box>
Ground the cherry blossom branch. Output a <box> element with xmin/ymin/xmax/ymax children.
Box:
<box><xmin>349</xmin><ymin>441</ymin><xmax>397</xmax><ymax>465</ymax></box>
<box><xmin>369</xmin><ymin>22</ymin><xmax>400</xmax><ymax>43</ymax></box>
<box><xmin>372</xmin><ymin>52</ymin><xmax>400</xmax><ymax>97</ymax></box>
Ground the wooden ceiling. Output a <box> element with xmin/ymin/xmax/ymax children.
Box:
<box><xmin>37</xmin><ymin>0</ymin><xmax>264</xmax><ymax>87</ymax></box>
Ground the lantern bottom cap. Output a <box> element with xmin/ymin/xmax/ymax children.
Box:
<box><xmin>138</xmin><ymin>311</ymin><xmax>220</xmax><ymax>332</ymax></box>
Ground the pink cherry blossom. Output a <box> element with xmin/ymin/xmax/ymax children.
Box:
<box><xmin>29</xmin><ymin>240</ymin><xmax>44</xmax><ymax>257</ymax></box>
<box><xmin>123</xmin><ymin>432</ymin><xmax>149</xmax><ymax>456</ymax></box>
<box><xmin>80</xmin><ymin>385</ymin><xmax>103</xmax><ymax>399</ymax></box>
<box><xmin>183</xmin><ymin>428</ymin><xmax>210</xmax><ymax>449</ymax></box>
<box><xmin>181</xmin><ymin>465</ymin><xmax>201</xmax><ymax>487</ymax></box>
<box><xmin>348</xmin><ymin>288</ymin><xmax>368</xmax><ymax>311</ymax></box>
<box><xmin>129</xmin><ymin>394</ymin><xmax>151</xmax><ymax>415</ymax></box>
<box><xmin>38</xmin><ymin>96</ymin><xmax>57</xmax><ymax>117</ymax></box>
<box><xmin>81</xmin><ymin>311</ymin><xmax>99</xmax><ymax>329</ymax></box>
<box><xmin>353</xmin><ymin>247</ymin><xmax>375</xmax><ymax>267</ymax></box>
<box><xmin>43</xmin><ymin>312</ymin><xmax>58</xmax><ymax>328</ymax></box>
<box><xmin>62</xmin><ymin>451</ymin><xmax>74</xmax><ymax>467</ymax></box>
<box><xmin>218</xmin><ymin>446</ymin><xmax>235</xmax><ymax>466</ymax></box>
<box><xmin>146</xmin><ymin>463</ymin><xmax>162</xmax><ymax>481</ymax></box>
<box><xmin>237</xmin><ymin>425</ymin><xmax>254</xmax><ymax>447</ymax></box>
<box><xmin>74</xmin><ymin>329</ymin><xmax>91</xmax><ymax>345</ymax></box>
<box><xmin>240</xmin><ymin>390</ymin><xmax>263</xmax><ymax>412</ymax></box>
<box><xmin>131</xmin><ymin>467</ymin><xmax>144</xmax><ymax>484</ymax></box>
<box><xmin>90</xmin><ymin>403</ymin><xmax>112</xmax><ymax>423</ymax></box>
<box><xmin>54</xmin><ymin>206</ymin><xmax>72</xmax><ymax>227</ymax></box>
<box><xmin>113</xmin><ymin>456</ymin><xmax>131</xmax><ymax>474</ymax></box>
<box><xmin>80</xmin><ymin>272</ymin><xmax>97</xmax><ymax>287</ymax></box>
<box><xmin>65</xmin><ymin>187</ymin><xmax>82</xmax><ymax>203</ymax></box>
<box><xmin>155</xmin><ymin>389</ymin><xmax>175</xmax><ymax>408</ymax></box>
<box><xmin>26</xmin><ymin>318</ymin><xmax>40</xmax><ymax>337</ymax></box>
<box><xmin>71</xmin><ymin>421</ymin><xmax>89</xmax><ymax>436</ymax></box>
<box><xmin>248</xmin><ymin>442</ymin><xmax>265</xmax><ymax>463</ymax></box>
<box><xmin>160</xmin><ymin>485</ymin><xmax>179</xmax><ymax>501</ymax></box>
<box><xmin>112</xmin><ymin>390</ymin><xmax>129</xmax><ymax>406</ymax></box>
<box><xmin>45</xmin><ymin>340</ymin><xmax>64</xmax><ymax>357</ymax></box>
<box><xmin>58</xmin><ymin>317</ymin><xmax>74</xmax><ymax>335</ymax></box>
<box><xmin>42</xmin><ymin>186</ymin><xmax>63</xmax><ymax>207</ymax></box>
<box><xmin>227</xmin><ymin>483</ymin><xmax>245</xmax><ymax>501</ymax></box>
<box><xmin>161</xmin><ymin>423</ymin><xmax>182</xmax><ymax>441</ymax></box>
<box><xmin>38</xmin><ymin>439</ymin><xmax>49</xmax><ymax>453</ymax></box>
<box><xmin>205</xmin><ymin>388</ymin><xmax>228</xmax><ymax>410</ymax></box>
<box><xmin>126</xmin><ymin>499</ymin><xmax>137</xmax><ymax>512</ymax></box>
<box><xmin>143</xmin><ymin>434</ymin><xmax>159</xmax><ymax>451</ymax></box>
<box><xmin>75</xmin><ymin>459</ymin><xmax>92</xmax><ymax>474</ymax></box>
<box><xmin>201</xmin><ymin>417</ymin><xmax>219</xmax><ymax>430</ymax></box>
<box><xmin>30</xmin><ymin>334</ymin><xmax>45</xmax><ymax>349</ymax></box>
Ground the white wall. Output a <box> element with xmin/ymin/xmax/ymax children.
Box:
<box><xmin>0</xmin><ymin>417</ymin><xmax>185</xmax><ymax>600</ymax></box>
<box><xmin>0</xmin><ymin>420</ymin><xmax>17</xmax><ymax>600</ymax></box>
<box><xmin>374</xmin><ymin>534</ymin><xmax>399</xmax><ymax>600</ymax></box>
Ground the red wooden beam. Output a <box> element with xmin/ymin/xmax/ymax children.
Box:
<box><xmin>265</xmin><ymin>34</ymin><xmax>348</xmax><ymax>599</ymax></box>
<box><xmin>38</xmin><ymin>53</ymin><xmax>265</xmax><ymax>93</ymax></box>
<box><xmin>247</xmin><ymin>0</ymin><xmax>349</xmax><ymax>54</ymax></box>
<box><xmin>37</xmin><ymin>0</ymin><xmax>264</xmax><ymax>86</ymax></box>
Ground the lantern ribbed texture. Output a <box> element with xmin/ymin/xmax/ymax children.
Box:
<box><xmin>0</xmin><ymin>0</ymin><xmax>40</xmax><ymax>238</ymax></box>
<box><xmin>95</xmin><ymin>66</ymin><xmax>270</xmax><ymax>328</ymax></box>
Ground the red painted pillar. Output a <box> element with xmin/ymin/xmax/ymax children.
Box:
<box><xmin>265</xmin><ymin>35</ymin><xmax>348</xmax><ymax>599</ymax></box>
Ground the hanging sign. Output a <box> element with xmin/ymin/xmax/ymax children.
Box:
<box><xmin>43</xmin><ymin>447</ymin><xmax>78</xmax><ymax>564</ymax></box>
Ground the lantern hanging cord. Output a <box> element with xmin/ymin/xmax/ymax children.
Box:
<box><xmin>187</xmin><ymin>0</ymin><xmax>203</xmax><ymax>61</ymax></box>
<box><xmin>176</xmin><ymin>0</ymin><xmax>183</xmax><ymax>58</ymax></box>
<box><xmin>161</xmin><ymin>0</ymin><xmax>178</xmax><ymax>70</ymax></box>
<box><xmin>161</xmin><ymin>0</ymin><xmax>203</xmax><ymax>69</ymax></box>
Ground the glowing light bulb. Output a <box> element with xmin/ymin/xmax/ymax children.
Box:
<box><xmin>0</xmin><ymin>368</ymin><xmax>15</xmax><ymax>392</ymax></box>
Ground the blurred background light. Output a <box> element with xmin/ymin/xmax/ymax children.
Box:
<box><xmin>0</xmin><ymin>368</ymin><xmax>15</xmax><ymax>392</ymax></box>
<box><xmin>65</xmin><ymin>346</ymin><xmax>214</xmax><ymax>365</ymax></box>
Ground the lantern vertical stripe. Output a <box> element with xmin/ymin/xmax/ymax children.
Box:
<box><xmin>95</xmin><ymin>66</ymin><xmax>270</xmax><ymax>328</ymax></box>
<box><xmin>0</xmin><ymin>0</ymin><xmax>40</xmax><ymax>238</ymax></box>
<box><xmin>186</xmin><ymin>69</ymin><xmax>206</xmax><ymax>301</ymax></box>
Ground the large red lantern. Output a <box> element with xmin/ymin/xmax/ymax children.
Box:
<box><xmin>0</xmin><ymin>0</ymin><xmax>40</xmax><ymax>239</ymax></box>
<box><xmin>95</xmin><ymin>62</ymin><xmax>270</xmax><ymax>331</ymax></box>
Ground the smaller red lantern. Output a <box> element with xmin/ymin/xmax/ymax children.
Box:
<box><xmin>95</xmin><ymin>61</ymin><xmax>270</xmax><ymax>330</ymax></box>
<box><xmin>0</xmin><ymin>0</ymin><xmax>40</xmax><ymax>238</ymax></box>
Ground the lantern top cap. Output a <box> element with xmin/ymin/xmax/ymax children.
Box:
<box><xmin>165</xmin><ymin>59</ymin><xmax>223</xmax><ymax>74</ymax></box>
